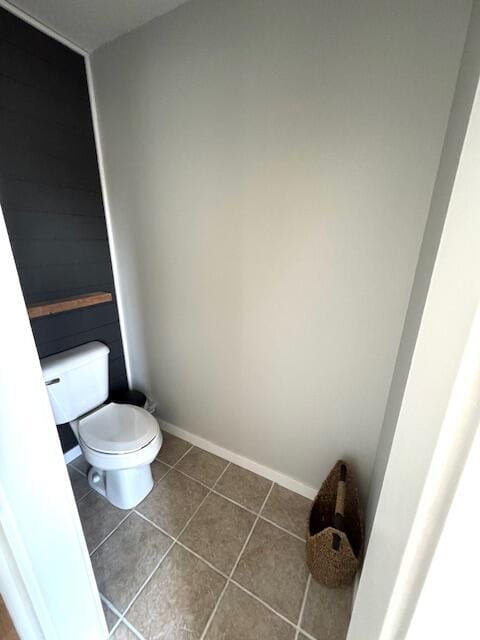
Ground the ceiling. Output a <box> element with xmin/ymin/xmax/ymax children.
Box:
<box><xmin>6</xmin><ymin>0</ymin><xmax>190</xmax><ymax>51</ymax></box>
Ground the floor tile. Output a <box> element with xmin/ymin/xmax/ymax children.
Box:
<box><xmin>137</xmin><ymin>469</ymin><xmax>208</xmax><ymax>536</ymax></box>
<box><xmin>157</xmin><ymin>432</ymin><xmax>191</xmax><ymax>465</ymax></box>
<box><xmin>69</xmin><ymin>453</ymin><xmax>90</xmax><ymax>475</ymax></box>
<box><xmin>111</xmin><ymin>623</ymin><xmax>138</xmax><ymax>639</ymax></box>
<box><xmin>128</xmin><ymin>544</ymin><xmax>225</xmax><ymax>640</ymax></box>
<box><xmin>301</xmin><ymin>579</ymin><xmax>352</xmax><ymax>640</ymax></box>
<box><xmin>67</xmin><ymin>465</ymin><xmax>91</xmax><ymax>502</ymax></box>
<box><xmin>77</xmin><ymin>491</ymin><xmax>127</xmax><ymax>553</ymax></box>
<box><xmin>215</xmin><ymin>464</ymin><xmax>272</xmax><ymax>512</ymax></box>
<box><xmin>176</xmin><ymin>447</ymin><xmax>228</xmax><ymax>487</ymax></box>
<box><xmin>233</xmin><ymin>519</ymin><xmax>308</xmax><ymax>623</ymax></box>
<box><xmin>261</xmin><ymin>484</ymin><xmax>311</xmax><ymax>538</ymax></box>
<box><xmin>92</xmin><ymin>512</ymin><xmax>172</xmax><ymax>613</ymax></box>
<box><xmin>101</xmin><ymin>601</ymin><xmax>118</xmax><ymax>631</ymax></box>
<box><xmin>151</xmin><ymin>459</ymin><xmax>170</xmax><ymax>484</ymax></box>
<box><xmin>205</xmin><ymin>583</ymin><xmax>295</xmax><ymax>640</ymax></box>
<box><xmin>180</xmin><ymin>493</ymin><xmax>255</xmax><ymax>574</ymax></box>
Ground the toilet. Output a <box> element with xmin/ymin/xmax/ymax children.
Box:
<box><xmin>41</xmin><ymin>341</ymin><xmax>162</xmax><ymax>509</ymax></box>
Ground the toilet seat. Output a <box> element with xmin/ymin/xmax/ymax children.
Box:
<box><xmin>78</xmin><ymin>402</ymin><xmax>158</xmax><ymax>454</ymax></box>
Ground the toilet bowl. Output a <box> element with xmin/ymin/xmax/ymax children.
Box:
<box><xmin>76</xmin><ymin>402</ymin><xmax>162</xmax><ymax>508</ymax></box>
<box><xmin>41</xmin><ymin>341</ymin><xmax>162</xmax><ymax>509</ymax></box>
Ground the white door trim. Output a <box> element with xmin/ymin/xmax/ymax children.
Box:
<box><xmin>347</xmin><ymin>26</ymin><xmax>480</xmax><ymax>636</ymax></box>
<box><xmin>0</xmin><ymin>205</ymin><xmax>107</xmax><ymax>639</ymax></box>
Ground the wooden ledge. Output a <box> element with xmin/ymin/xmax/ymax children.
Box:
<box><xmin>27</xmin><ymin>291</ymin><xmax>112</xmax><ymax>319</ymax></box>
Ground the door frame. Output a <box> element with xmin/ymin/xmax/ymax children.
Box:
<box><xmin>0</xmin><ymin>205</ymin><xmax>108</xmax><ymax>639</ymax></box>
<box><xmin>347</xmin><ymin>20</ymin><xmax>480</xmax><ymax>636</ymax></box>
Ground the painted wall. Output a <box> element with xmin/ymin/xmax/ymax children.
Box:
<box><xmin>348</xmin><ymin>19</ymin><xmax>480</xmax><ymax>634</ymax></box>
<box><xmin>91</xmin><ymin>0</ymin><xmax>471</xmax><ymax>493</ymax></box>
<box><xmin>366</xmin><ymin>0</ymin><xmax>480</xmax><ymax>533</ymax></box>
<box><xmin>0</xmin><ymin>8</ymin><xmax>128</xmax><ymax>451</ymax></box>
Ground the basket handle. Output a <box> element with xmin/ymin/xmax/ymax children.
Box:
<box><xmin>332</xmin><ymin>463</ymin><xmax>347</xmax><ymax>551</ymax></box>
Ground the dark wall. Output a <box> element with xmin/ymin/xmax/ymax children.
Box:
<box><xmin>0</xmin><ymin>8</ymin><xmax>128</xmax><ymax>451</ymax></box>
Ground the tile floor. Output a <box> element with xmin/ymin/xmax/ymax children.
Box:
<box><xmin>68</xmin><ymin>432</ymin><xmax>352</xmax><ymax>640</ymax></box>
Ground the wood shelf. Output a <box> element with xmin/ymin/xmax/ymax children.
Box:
<box><xmin>27</xmin><ymin>291</ymin><xmax>112</xmax><ymax>319</ymax></box>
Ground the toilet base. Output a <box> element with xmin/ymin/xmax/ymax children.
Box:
<box><xmin>88</xmin><ymin>464</ymin><xmax>154</xmax><ymax>509</ymax></box>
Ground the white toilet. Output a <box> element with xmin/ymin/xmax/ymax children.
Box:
<box><xmin>41</xmin><ymin>341</ymin><xmax>162</xmax><ymax>509</ymax></box>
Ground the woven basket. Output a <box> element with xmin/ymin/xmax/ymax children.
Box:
<box><xmin>306</xmin><ymin>460</ymin><xmax>363</xmax><ymax>587</ymax></box>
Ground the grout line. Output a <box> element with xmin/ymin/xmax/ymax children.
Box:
<box><xmin>199</xmin><ymin>481</ymin><xmax>275</xmax><ymax>640</ymax></box>
<box><xmin>69</xmin><ymin>461</ymin><xmax>87</xmax><ymax>477</ymax></box>
<box><xmin>228</xmin><ymin>577</ymin><xmax>298</xmax><ymax>630</ymax></box>
<box><xmin>132</xmin><ymin>510</ymin><xmax>174</xmax><ymax>541</ymax></box>
<box><xmin>120</xmin><ymin>462</ymin><xmax>232</xmax><ymax>624</ymax></box>
<box><xmin>87</xmin><ymin>441</ymin><xmax>313</xmax><ymax>638</ymax></box>
<box><xmin>156</xmin><ymin>442</ymin><xmax>194</xmax><ymax>470</ymax></box>
<box><xmin>75</xmin><ymin>488</ymin><xmax>92</xmax><ymax>503</ymax></box>
<box><xmin>152</xmin><ymin>465</ymin><xmax>170</xmax><ymax>484</ymax></box>
<box><xmin>157</xmin><ymin>457</ymin><xmax>306</xmax><ymax>542</ymax></box>
<box><xmin>196</xmin><ymin>569</ymin><xmax>228</xmax><ymax>636</ymax></box>
<box><xmin>98</xmin><ymin>593</ymin><xmax>124</xmax><ymax>637</ymax></box>
<box><xmin>132</xmin><ymin>512</ymin><xmax>232</xmax><ymax>581</ymax></box>
<box><xmin>108</xmin><ymin>619</ymin><xmax>122</xmax><ymax>638</ymax></box>
<box><xmin>173</xmin><ymin>443</ymin><xmax>194</xmax><ymax>463</ymax></box>
<box><xmin>295</xmin><ymin>574</ymin><xmax>312</xmax><ymax>640</ymax></box>
<box><xmin>100</xmin><ymin>602</ymin><xmax>122</xmax><ymax>637</ymax></box>
<box><xmin>76</xmin><ymin>487</ymin><xmax>94</xmax><ymax>506</ymax></box>
<box><xmin>197</xmin><ymin>584</ymin><xmax>227</xmax><ymax>639</ymax></box>
<box><xmin>99</xmin><ymin>593</ymin><xmax>122</xmax><ymax>618</ymax></box>
<box><xmin>259</xmin><ymin>515</ymin><xmax>305</xmax><ymax>542</ymax></box>
<box><xmin>228</xmin><ymin>481</ymin><xmax>274</xmax><ymax>577</ymax></box>
<box><xmin>209</xmin><ymin>488</ymin><xmax>257</xmax><ymax>514</ymax></box>
<box><xmin>294</xmin><ymin>627</ymin><xmax>317</xmax><ymax>640</ymax></box>
<box><xmin>89</xmin><ymin>510</ymin><xmax>132</xmax><ymax>557</ymax></box>
<box><xmin>121</xmin><ymin>617</ymin><xmax>146</xmax><ymax>640</ymax></box>
<box><xmin>147</xmin><ymin>440</ymin><xmax>195</xmax><ymax>486</ymax></box>
<box><xmin>151</xmin><ymin>462</ymin><xmax>175</xmax><ymax>484</ymax></box>
<box><xmin>135</xmin><ymin>504</ymin><xmax>315</xmax><ymax>639</ymax></box>
<box><xmin>296</xmin><ymin>629</ymin><xmax>317</xmax><ymax>640</ymax></box>
<box><xmin>140</xmin><ymin>517</ymin><xmax>307</xmax><ymax>639</ymax></box>
<box><xmin>175</xmin><ymin>540</ymin><xmax>230</xmax><ymax>579</ymax></box>
<box><xmin>120</xmin><ymin>538</ymin><xmax>176</xmax><ymax>618</ymax></box>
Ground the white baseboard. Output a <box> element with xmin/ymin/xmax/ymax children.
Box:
<box><xmin>156</xmin><ymin>417</ymin><xmax>317</xmax><ymax>500</ymax></box>
<box><xmin>63</xmin><ymin>445</ymin><xmax>82</xmax><ymax>465</ymax></box>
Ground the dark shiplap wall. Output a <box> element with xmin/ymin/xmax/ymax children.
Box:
<box><xmin>0</xmin><ymin>8</ymin><xmax>128</xmax><ymax>451</ymax></box>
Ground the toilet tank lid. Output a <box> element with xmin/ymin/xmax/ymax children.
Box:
<box><xmin>40</xmin><ymin>341</ymin><xmax>110</xmax><ymax>380</ymax></box>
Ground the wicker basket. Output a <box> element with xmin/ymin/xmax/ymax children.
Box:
<box><xmin>306</xmin><ymin>460</ymin><xmax>363</xmax><ymax>587</ymax></box>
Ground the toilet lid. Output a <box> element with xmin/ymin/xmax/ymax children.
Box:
<box><xmin>79</xmin><ymin>403</ymin><xmax>159</xmax><ymax>454</ymax></box>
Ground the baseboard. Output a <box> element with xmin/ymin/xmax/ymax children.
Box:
<box><xmin>63</xmin><ymin>445</ymin><xmax>82</xmax><ymax>465</ymax></box>
<box><xmin>156</xmin><ymin>417</ymin><xmax>317</xmax><ymax>500</ymax></box>
<box><xmin>62</xmin><ymin>420</ymin><xmax>318</xmax><ymax>499</ymax></box>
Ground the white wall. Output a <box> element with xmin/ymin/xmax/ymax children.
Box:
<box><xmin>91</xmin><ymin>0</ymin><xmax>471</xmax><ymax>494</ymax></box>
<box><xmin>348</xmin><ymin>16</ymin><xmax>480</xmax><ymax>636</ymax></box>
<box><xmin>367</xmin><ymin>0</ymin><xmax>480</xmax><ymax>532</ymax></box>
<box><xmin>406</xmin><ymin>421</ymin><xmax>480</xmax><ymax>639</ymax></box>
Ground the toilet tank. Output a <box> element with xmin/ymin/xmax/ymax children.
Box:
<box><xmin>41</xmin><ymin>342</ymin><xmax>110</xmax><ymax>424</ymax></box>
